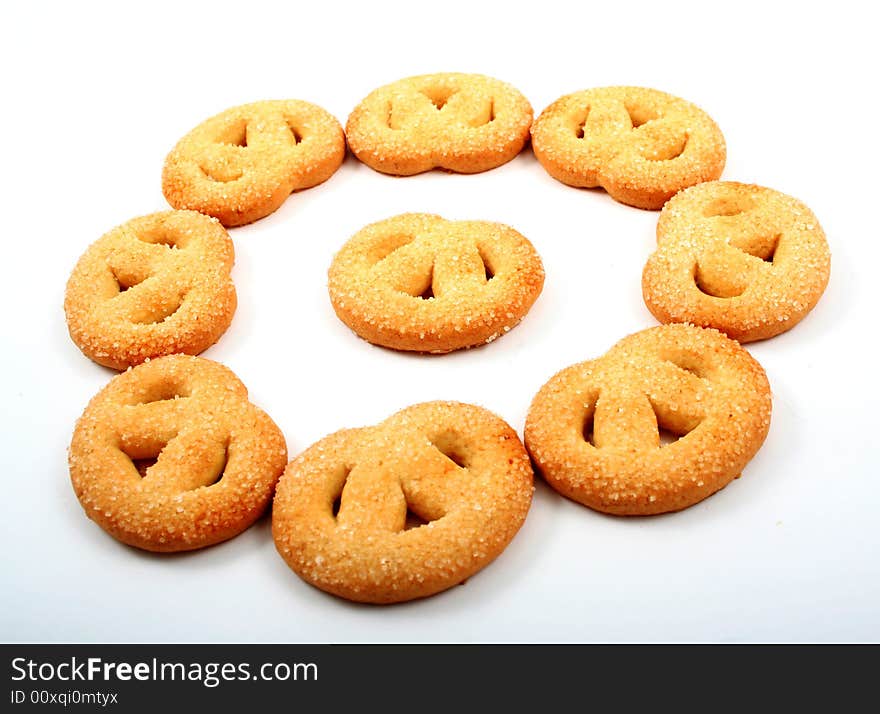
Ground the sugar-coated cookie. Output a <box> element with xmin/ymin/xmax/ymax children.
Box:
<box><xmin>328</xmin><ymin>213</ymin><xmax>544</xmax><ymax>353</ymax></box>
<box><xmin>272</xmin><ymin>401</ymin><xmax>533</xmax><ymax>603</ymax></box>
<box><xmin>64</xmin><ymin>210</ymin><xmax>236</xmax><ymax>370</ymax></box>
<box><xmin>531</xmin><ymin>86</ymin><xmax>725</xmax><ymax>209</ymax></box>
<box><xmin>69</xmin><ymin>355</ymin><xmax>287</xmax><ymax>552</ymax></box>
<box><xmin>346</xmin><ymin>73</ymin><xmax>532</xmax><ymax>175</ymax></box>
<box><xmin>525</xmin><ymin>324</ymin><xmax>771</xmax><ymax>515</ymax></box>
<box><xmin>642</xmin><ymin>181</ymin><xmax>831</xmax><ymax>341</ymax></box>
<box><xmin>162</xmin><ymin>100</ymin><xmax>345</xmax><ymax>226</ymax></box>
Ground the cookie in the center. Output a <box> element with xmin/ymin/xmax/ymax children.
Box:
<box><xmin>328</xmin><ymin>213</ymin><xmax>544</xmax><ymax>353</ymax></box>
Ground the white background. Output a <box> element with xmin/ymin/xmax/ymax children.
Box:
<box><xmin>2</xmin><ymin>1</ymin><xmax>877</xmax><ymax>643</ymax></box>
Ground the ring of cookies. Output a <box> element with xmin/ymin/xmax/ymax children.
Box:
<box><xmin>65</xmin><ymin>73</ymin><xmax>830</xmax><ymax>604</ymax></box>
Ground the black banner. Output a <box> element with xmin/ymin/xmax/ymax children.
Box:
<box><xmin>1</xmin><ymin>644</ymin><xmax>873</xmax><ymax>709</ymax></box>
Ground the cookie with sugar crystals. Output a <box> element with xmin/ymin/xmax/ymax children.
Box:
<box><xmin>162</xmin><ymin>99</ymin><xmax>345</xmax><ymax>226</ymax></box>
<box><xmin>69</xmin><ymin>355</ymin><xmax>287</xmax><ymax>552</ymax></box>
<box><xmin>531</xmin><ymin>86</ymin><xmax>725</xmax><ymax>209</ymax></box>
<box><xmin>525</xmin><ymin>324</ymin><xmax>771</xmax><ymax>515</ymax></box>
<box><xmin>64</xmin><ymin>210</ymin><xmax>236</xmax><ymax>370</ymax></box>
<box><xmin>642</xmin><ymin>180</ymin><xmax>831</xmax><ymax>341</ymax></box>
<box><xmin>272</xmin><ymin>401</ymin><xmax>534</xmax><ymax>603</ymax></box>
<box><xmin>328</xmin><ymin>213</ymin><xmax>544</xmax><ymax>353</ymax></box>
<box><xmin>346</xmin><ymin>72</ymin><xmax>532</xmax><ymax>175</ymax></box>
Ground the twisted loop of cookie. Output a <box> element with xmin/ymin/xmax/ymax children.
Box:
<box><xmin>162</xmin><ymin>100</ymin><xmax>345</xmax><ymax>226</ymax></box>
<box><xmin>642</xmin><ymin>181</ymin><xmax>831</xmax><ymax>342</ymax></box>
<box><xmin>272</xmin><ymin>401</ymin><xmax>534</xmax><ymax>603</ymax></box>
<box><xmin>64</xmin><ymin>211</ymin><xmax>236</xmax><ymax>370</ymax></box>
<box><xmin>69</xmin><ymin>355</ymin><xmax>287</xmax><ymax>552</ymax></box>
<box><xmin>524</xmin><ymin>324</ymin><xmax>771</xmax><ymax>515</ymax></box>
<box><xmin>346</xmin><ymin>73</ymin><xmax>533</xmax><ymax>175</ymax></box>
<box><xmin>531</xmin><ymin>86</ymin><xmax>725</xmax><ymax>209</ymax></box>
<box><xmin>328</xmin><ymin>213</ymin><xmax>544</xmax><ymax>352</ymax></box>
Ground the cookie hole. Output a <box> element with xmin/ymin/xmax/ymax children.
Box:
<box><xmin>430</xmin><ymin>433</ymin><xmax>469</xmax><ymax>469</ymax></box>
<box><xmin>128</xmin><ymin>439</ymin><xmax>228</xmax><ymax>490</ymax></box>
<box><xmin>694</xmin><ymin>262</ymin><xmax>744</xmax><ymax>299</ymax></box>
<box><xmin>202</xmin><ymin>442</ymin><xmax>228</xmax><ymax>488</ymax></box>
<box><xmin>132</xmin><ymin>456</ymin><xmax>158</xmax><ymax>478</ymax></box>
<box><xmin>110</xmin><ymin>266</ymin><xmax>147</xmax><ymax>294</ymax></box>
<box><xmin>403</xmin><ymin>508</ymin><xmax>429</xmax><ymax>531</ymax></box>
<box><xmin>120</xmin><ymin>438</ymin><xmax>171</xmax><ymax>478</ymax></box>
<box><xmin>422</xmin><ymin>88</ymin><xmax>456</xmax><ymax>110</ymax></box>
<box><xmin>657</xmin><ymin>424</ymin><xmax>695</xmax><ymax>447</ymax></box>
<box><xmin>199</xmin><ymin>163</ymin><xmax>245</xmax><ymax>183</ymax></box>
<box><xmin>737</xmin><ymin>232</ymin><xmax>781</xmax><ymax>264</ymax></box>
<box><xmin>217</xmin><ymin>119</ymin><xmax>248</xmax><ymax>147</ymax></box>
<box><xmin>651</xmin><ymin>403</ymin><xmax>699</xmax><ymax>449</ymax></box>
<box><xmin>648</xmin><ymin>392</ymin><xmax>700</xmax><ymax>449</ymax></box>
<box><xmin>402</xmin><ymin>265</ymin><xmax>435</xmax><ymax>301</ymax></box>
<box><xmin>124</xmin><ymin>449</ymin><xmax>164</xmax><ymax>478</ymax></box>
<box><xmin>440</xmin><ymin>449</ymin><xmax>467</xmax><ymax>468</ymax></box>
<box><xmin>130</xmin><ymin>380</ymin><xmax>191</xmax><ymax>405</ymax></box>
<box><xmin>470</xmin><ymin>98</ymin><xmax>496</xmax><ymax>127</ymax></box>
<box><xmin>286</xmin><ymin>118</ymin><xmax>302</xmax><ymax>144</ymax></box>
<box><xmin>625</xmin><ymin>103</ymin><xmax>658</xmax><ymax>129</ymax></box>
<box><xmin>575</xmin><ymin>107</ymin><xmax>590</xmax><ymax>139</ymax></box>
<box><xmin>137</xmin><ymin>225</ymin><xmax>182</xmax><ymax>249</ymax></box>
<box><xmin>330</xmin><ymin>465</ymin><xmax>352</xmax><ymax>520</ymax></box>
<box><xmin>658</xmin><ymin>428</ymin><xmax>680</xmax><ymax>447</ymax></box>
<box><xmin>582</xmin><ymin>409</ymin><xmax>597</xmax><ymax>446</ymax></box>
<box><xmin>703</xmin><ymin>194</ymin><xmax>756</xmax><ymax>218</ymax></box>
<box><xmin>664</xmin><ymin>358</ymin><xmax>707</xmax><ymax>380</ymax></box>
<box><xmin>762</xmin><ymin>239</ymin><xmax>779</xmax><ymax>264</ymax></box>
<box><xmin>478</xmin><ymin>248</ymin><xmax>495</xmax><ymax>282</ymax></box>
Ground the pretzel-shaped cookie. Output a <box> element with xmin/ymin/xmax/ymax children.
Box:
<box><xmin>162</xmin><ymin>100</ymin><xmax>345</xmax><ymax>226</ymax></box>
<box><xmin>64</xmin><ymin>211</ymin><xmax>236</xmax><ymax>370</ymax></box>
<box><xmin>328</xmin><ymin>213</ymin><xmax>544</xmax><ymax>353</ymax></box>
<box><xmin>69</xmin><ymin>355</ymin><xmax>287</xmax><ymax>552</ymax></box>
<box><xmin>531</xmin><ymin>86</ymin><xmax>726</xmax><ymax>209</ymax></box>
<box><xmin>272</xmin><ymin>401</ymin><xmax>533</xmax><ymax>603</ymax></box>
<box><xmin>346</xmin><ymin>73</ymin><xmax>533</xmax><ymax>175</ymax></box>
<box><xmin>642</xmin><ymin>181</ymin><xmax>831</xmax><ymax>342</ymax></box>
<box><xmin>524</xmin><ymin>324</ymin><xmax>771</xmax><ymax>515</ymax></box>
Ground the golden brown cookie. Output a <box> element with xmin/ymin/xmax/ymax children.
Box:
<box><xmin>162</xmin><ymin>100</ymin><xmax>345</xmax><ymax>226</ymax></box>
<box><xmin>642</xmin><ymin>181</ymin><xmax>831</xmax><ymax>342</ymax></box>
<box><xmin>328</xmin><ymin>213</ymin><xmax>544</xmax><ymax>353</ymax></box>
<box><xmin>272</xmin><ymin>401</ymin><xmax>533</xmax><ymax>603</ymax></box>
<box><xmin>64</xmin><ymin>211</ymin><xmax>236</xmax><ymax>370</ymax></box>
<box><xmin>531</xmin><ymin>86</ymin><xmax>726</xmax><ymax>209</ymax></box>
<box><xmin>524</xmin><ymin>324</ymin><xmax>771</xmax><ymax>516</ymax></box>
<box><xmin>69</xmin><ymin>355</ymin><xmax>287</xmax><ymax>552</ymax></box>
<box><xmin>345</xmin><ymin>73</ymin><xmax>532</xmax><ymax>175</ymax></box>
